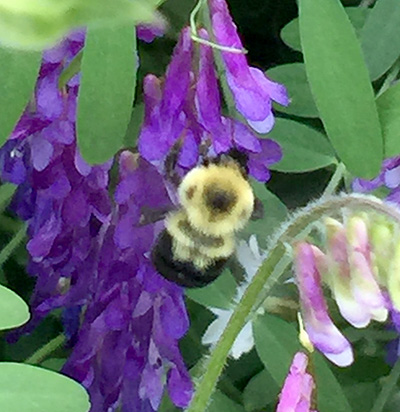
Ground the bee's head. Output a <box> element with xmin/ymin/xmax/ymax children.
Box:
<box><xmin>178</xmin><ymin>158</ymin><xmax>254</xmax><ymax>236</ymax></box>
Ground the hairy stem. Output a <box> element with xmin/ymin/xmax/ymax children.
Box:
<box><xmin>25</xmin><ymin>334</ymin><xmax>66</xmax><ymax>365</ymax></box>
<box><xmin>0</xmin><ymin>225</ymin><xmax>27</xmax><ymax>267</ymax></box>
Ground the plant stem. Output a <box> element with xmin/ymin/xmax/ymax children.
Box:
<box><xmin>322</xmin><ymin>162</ymin><xmax>345</xmax><ymax>197</ymax></box>
<box><xmin>0</xmin><ymin>225</ymin><xmax>27</xmax><ymax>267</ymax></box>
<box><xmin>25</xmin><ymin>334</ymin><xmax>66</xmax><ymax>365</ymax></box>
<box><xmin>58</xmin><ymin>50</ymin><xmax>83</xmax><ymax>89</ymax></box>
<box><xmin>186</xmin><ymin>194</ymin><xmax>400</xmax><ymax>412</ymax></box>
<box><xmin>371</xmin><ymin>357</ymin><xmax>400</xmax><ymax>412</ymax></box>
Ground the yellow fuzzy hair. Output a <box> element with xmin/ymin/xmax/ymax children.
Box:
<box><xmin>166</xmin><ymin>210</ymin><xmax>235</xmax><ymax>259</ymax></box>
<box><xmin>178</xmin><ymin>162</ymin><xmax>254</xmax><ymax>236</ymax></box>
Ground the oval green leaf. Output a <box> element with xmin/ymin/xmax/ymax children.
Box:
<box><xmin>313</xmin><ymin>352</ymin><xmax>353</xmax><ymax>412</ymax></box>
<box><xmin>253</xmin><ymin>313</ymin><xmax>301</xmax><ymax>385</ymax></box>
<box><xmin>377</xmin><ymin>82</ymin><xmax>400</xmax><ymax>157</ymax></box>
<box><xmin>266</xmin><ymin>63</ymin><xmax>318</xmax><ymax>118</ymax></box>
<box><xmin>243</xmin><ymin>369</ymin><xmax>279</xmax><ymax>412</ymax></box>
<box><xmin>0</xmin><ymin>285</ymin><xmax>30</xmax><ymax>330</ymax></box>
<box><xmin>0</xmin><ymin>363</ymin><xmax>90</xmax><ymax>412</ymax></box>
<box><xmin>267</xmin><ymin>118</ymin><xmax>336</xmax><ymax>172</ymax></box>
<box><xmin>0</xmin><ymin>48</ymin><xmax>41</xmax><ymax>145</ymax></box>
<box><xmin>299</xmin><ymin>0</ymin><xmax>383</xmax><ymax>178</ymax></box>
<box><xmin>77</xmin><ymin>26</ymin><xmax>137</xmax><ymax>164</ymax></box>
<box><xmin>361</xmin><ymin>0</ymin><xmax>400</xmax><ymax>81</ymax></box>
<box><xmin>281</xmin><ymin>7</ymin><xmax>370</xmax><ymax>52</ymax></box>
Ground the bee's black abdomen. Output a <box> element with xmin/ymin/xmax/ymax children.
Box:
<box><xmin>151</xmin><ymin>230</ymin><xmax>228</xmax><ymax>288</ymax></box>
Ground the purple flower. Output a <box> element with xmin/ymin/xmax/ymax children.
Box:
<box><xmin>138</xmin><ymin>28</ymin><xmax>195</xmax><ymax>166</ymax></box>
<box><xmin>208</xmin><ymin>0</ymin><xmax>289</xmax><ymax>133</ymax></box>
<box><xmin>138</xmin><ymin>26</ymin><xmax>282</xmax><ymax>182</ymax></box>
<box><xmin>63</xmin><ymin>153</ymin><xmax>193</xmax><ymax>411</ymax></box>
<box><xmin>276</xmin><ymin>352</ymin><xmax>318</xmax><ymax>412</ymax></box>
<box><xmin>294</xmin><ymin>242</ymin><xmax>354</xmax><ymax>367</ymax></box>
<box><xmin>323</xmin><ymin>218</ymin><xmax>388</xmax><ymax>328</ymax></box>
<box><xmin>353</xmin><ymin>156</ymin><xmax>400</xmax><ymax>204</ymax></box>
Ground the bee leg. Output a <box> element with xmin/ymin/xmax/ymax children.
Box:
<box><xmin>165</xmin><ymin>137</ymin><xmax>185</xmax><ymax>188</ymax></box>
<box><xmin>139</xmin><ymin>205</ymin><xmax>175</xmax><ymax>226</ymax></box>
<box><xmin>251</xmin><ymin>197</ymin><xmax>264</xmax><ymax>220</ymax></box>
<box><xmin>199</xmin><ymin>138</ymin><xmax>212</xmax><ymax>163</ymax></box>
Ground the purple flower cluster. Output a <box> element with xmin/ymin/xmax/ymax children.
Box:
<box><xmin>294</xmin><ymin>211</ymin><xmax>400</xmax><ymax>367</ymax></box>
<box><xmin>0</xmin><ymin>0</ymin><xmax>288</xmax><ymax>410</ymax></box>
<box><xmin>139</xmin><ymin>24</ymin><xmax>285</xmax><ymax>182</ymax></box>
<box><xmin>0</xmin><ymin>32</ymin><xmax>112</xmax><ymax>336</ymax></box>
<box><xmin>63</xmin><ymin>153</ymin><xmax>192</xmax><ymax>410</ymax></box>
<box><xmin>353</xmin><ymin>156</ymin><xmax>400</xmax><ymax>361</ymax></box>
<box><xmin>0</xmin><ymin>29</ymin><xmax>193</xmax><ymax>411</ymax></box>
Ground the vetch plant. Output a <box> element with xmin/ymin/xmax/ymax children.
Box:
<box><xmin>0</xmin><ymin>0</ymin><xmax>400</xmax><ymax>411</ymax></box>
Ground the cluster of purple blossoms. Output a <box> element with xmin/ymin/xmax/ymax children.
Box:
<box><xmin>139</xmin><ymin>0</ymin><xmax>288</xmax><ymax>179</ymax></box>
<box><xmin>0</xmin><ymin>0</ymin><xmax>288</xmax><ymax>411</ymax></box>
<box><xmin>294</xmin><ymin>211</ymin><xmax>400</xmax><ymax>367</ymax></box>
<box><xmin>0</xmin><ymin>31</ymin><xmax>113</xmax><ymax>336</ymax></box>
<box><xmin>63</xmin><ymin>152</ymin><xmax>192</xmax><ymax>410</ymax></box>
<box><xmin>353</xmin><ymin>157</ymin><xmax>400</xmax><ymax>363</ymax></box>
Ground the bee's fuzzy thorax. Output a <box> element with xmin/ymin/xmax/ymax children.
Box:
<box><xmin>178</xmin><ymin>162</ymin><xmax>254</xmax><ymax>236</ymax></box>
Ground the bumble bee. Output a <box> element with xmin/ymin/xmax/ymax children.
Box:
<box><xmin>150</xmin><ymin>140</ymin><xmax>262</xmax><ymax>288</ymax></box>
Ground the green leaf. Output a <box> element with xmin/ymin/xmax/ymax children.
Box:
<box><xmin>0</xmin><ymin>48</ymin><xmax>41</xmax><ymax>145</ymax></box>
<box><xmin>361</xmin><ymin>0</ymin><xmax>400</xmax><ymax>81</ymax></box>
<box><xmin>77</xmin><ymin>26</ymin><xmax>137</xmax><ymax>164</ymax></box>
<box><xmin>0</xmin><ymin>0</ymin><xmax>160</xmax><ymax>50</ymax></box>
<box><xmin>266</xmin><ymin>63</ymin><xmax>319</xmax><ymax>118</ymax></box>
<box><xmin>376</xmin><ymin>81</ymin><xmax>400</xmax><ymax>157</ymax></box>
<box><xmin>344</xmin><ymin>382</ymin><xmax>377</xmax><ymax>412</ymax></box>
<box><xmin>253</xmin><ymin>313</ymin><xmax>300</xmax><ymax>385</ymax></box>
<box><xmin>281</xmin><ymin>7</ymin><xmax>370</xmax><ymax>52</ymax></box>
<box><xmin>185</xmin><ymin>269</ymin><xmax>237</xmax><ymax>310</ymax></box>
<box><xmin>313</xmin><ymin>352</ymin><xmax>353</xmax><ymax>412</ymax></box>
<box><xmin>244</xmin><ymin>184</ymin><xmax>287</xmax><ymax>249</ymax></box>
<box><xmin>0</xmin><ymin>363</ymin><xmax>90</xmax><ymax>412</ymax></box>
<box><xmin>267</xmin><ymin>118</ymin><xmax>336</xmax><ymax>172</ymax></box>
<box><xmin>299</xmin><ymin>0</ymin><xmax>383</xmax><ymax>178</ymax></box>
<box><xmin>243</xmin><ymin>369</ymin><xmax>279</xmax><ymax>412</ymax></box>
<box><xmin>0</xmin><ymin>284</ymin><xmax>29</xmax><ymax>330</ymax></box>
<box><xmin>208</xmin><ymin>390</ymin><xmax>245</xmax><ymax>412</ymax></box>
